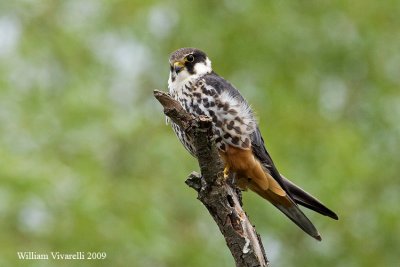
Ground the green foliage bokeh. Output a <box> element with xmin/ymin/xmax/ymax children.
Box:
<box><xmin>1</xmin><ymin>1</ymin><xmax>399</xmax><ymax>266</ymax></box>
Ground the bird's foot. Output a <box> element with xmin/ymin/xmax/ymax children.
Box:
<box><xmin>223</xmin><ymin>166</ymin><xmax>230</xmax><ymax>179</ymax></box>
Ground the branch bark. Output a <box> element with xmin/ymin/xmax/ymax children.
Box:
<box><xmin>154</xmin><ymin>90</ymin><xmax>268</xmax><ymax>267</ymax></box>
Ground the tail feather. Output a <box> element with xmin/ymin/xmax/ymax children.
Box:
<box><xmin>223</xmin><ymin>147</ymin><xmax>335</xmax><ymax>240</ymax></box>
<box><xmin>274</xmin><ymin>200</ymin><xmax>322</xmax><ymax>241</ymax></box>
<box><xmin>249</xmin><ymin>182</ymin><xmax>322</xmax><ymax>241</ymax></box>
<box><xmin>280</xmin><ymin>175</ymin><xmax>339</xmax><ymax>220</ymax></box>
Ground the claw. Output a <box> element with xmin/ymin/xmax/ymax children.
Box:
<box><xmin>223</xmin><ymin>165</ymin><xmax>230</xmax><ymax>179</ymax></box>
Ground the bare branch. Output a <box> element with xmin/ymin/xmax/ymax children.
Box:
<box><xmin>154</xmin><ymin>89</ymin><xmax>268</xmax><ymax>267</ymax></box>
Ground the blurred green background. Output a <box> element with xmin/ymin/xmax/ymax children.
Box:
<box><xmin>1</xmin><ymin>0</ymin><xmax>399</xmax><ymax>266</ymax></box>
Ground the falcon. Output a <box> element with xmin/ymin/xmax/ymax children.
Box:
<box><xmin>167</xmin><ymin>47</ymin><xmax>338</xmax><ymax>240</ymax></box>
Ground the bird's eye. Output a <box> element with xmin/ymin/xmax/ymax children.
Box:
<box><xmin>186</xmin><ymin>54</ymin><xmax>194</xmax><ymax>62</ymax></box>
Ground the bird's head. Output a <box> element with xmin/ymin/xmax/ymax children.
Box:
<box><xmin>168</xmin><ymin>47</ymin><xmax>212</xmax><ymax>84</ymax></box>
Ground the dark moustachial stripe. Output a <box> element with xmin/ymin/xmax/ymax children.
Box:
<box><xmin>186</xmin><ymin>63</ymin><xmax>195</xmax><ymax>74</ymax></box>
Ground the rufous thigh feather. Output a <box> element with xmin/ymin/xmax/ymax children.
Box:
<box><xmin>220</xmin><ymin>145</ymin><xmax>289</xmax><ymax>207</ymax></box>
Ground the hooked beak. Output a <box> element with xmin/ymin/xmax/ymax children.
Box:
<box><xmin>173</xmin><ymin>61</ymin><xmax>184</xmax><ymax>73</ymax></box>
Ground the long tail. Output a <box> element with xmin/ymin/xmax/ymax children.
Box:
<box><xmin>222</xmin><ymin>147</ymin><xmax>335</xmax><ymax>240</ymax></box>
<box><xmin>248</xmin><ymin>173</ymin><xmax>322</xmax><ymax>241</ymax></box>
<box><xmin>280</xmin><ymin>174</ymin><xmax>339</xmax><ymax>220</ymax></box>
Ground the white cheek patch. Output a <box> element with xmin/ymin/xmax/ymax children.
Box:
<box><xmin>194</xmin><ymin>58</ymin><xmax>212</xmax><ymax>75</ymax></box>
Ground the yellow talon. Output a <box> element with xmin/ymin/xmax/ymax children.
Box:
<box><xmin>223</xmin><ymin>165</ymin><xmax>230</xmax><ymax>179</ymax></box>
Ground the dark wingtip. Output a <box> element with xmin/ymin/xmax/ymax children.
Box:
<box><xmin>315</xmin><ymin>234</ymin><xmax>322</xmax><ymax>241</ymax></box>
<box><xmin>323</xmin><ymin>210</ymin><xmax>339</xmax><ymax>220</ymax></box>
<box><xmin>279</xmin><ymin>174</ymin><xmax>340</xmax><ymax>221</ymax></box>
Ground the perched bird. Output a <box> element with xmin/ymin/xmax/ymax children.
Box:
<box><xmin>167</xmin><ymin>47</ymin><xmax>338</xmax><ymax>240</ymax></box>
